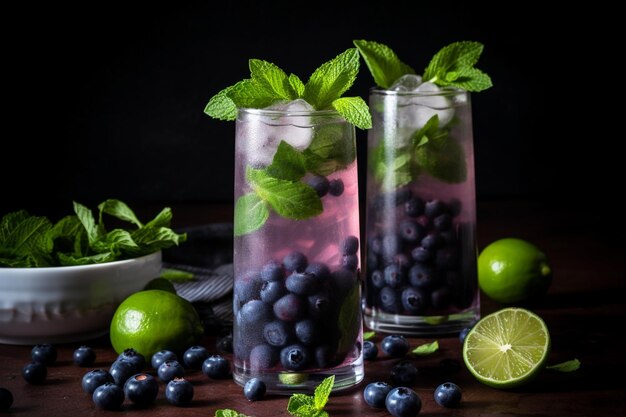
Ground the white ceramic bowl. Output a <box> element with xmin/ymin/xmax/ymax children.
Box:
<box><xmin>0</xmin><ymin>251</ymin><xmax>161</xmax><ymax>345</ymax></box>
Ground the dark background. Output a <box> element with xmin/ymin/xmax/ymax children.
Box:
<box><xmin>1</xmin><ymin>1</ymin><xmax>618</xmax><ymax>227</ymax></box>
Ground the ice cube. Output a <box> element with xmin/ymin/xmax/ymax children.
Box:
<box><xmin>268</xmin><ymin>99</ymin><xmax>315</xmax><ymax>151</ymax></box>
<box><xmin>390</xmin><ymin>74</ymin><xmax>423</xmax><ymax>91</ymax></box>
<box><xmin>239</xmin><ymin>99</ymin><xmax>315</xmax><ymax>167</ymax></box>
<box><xmin>396</xmin><ymin>82</ymin><xmax>454</xmax><ymax>132</ymax></box>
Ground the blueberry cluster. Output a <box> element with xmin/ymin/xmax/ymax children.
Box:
<box><xmin>234</xmin><ymin>237</ymin><xmax>361</xmax><ymax>372</ymax></box>
<box><xmin>366</xmin><ymin>190</ymin><xmax>476</xmax><ymax>315</ymax></box>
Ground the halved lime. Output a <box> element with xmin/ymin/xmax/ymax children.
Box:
<box><xmin>462</xmin><ymin>307</ymin><xmax>550</xmax><ymax>388</ymax></box>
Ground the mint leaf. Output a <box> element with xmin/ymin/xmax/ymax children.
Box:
<box><xmin>247</xmin><ymin>167</ymin><xmax>322</xmax><ymax>220</ymax></box>
<box><xmin>423</xmin><ymin>41</ymin><xmax>492</xmax><ymax>92</ymax></box>
<box><xmin>304</xmin><ymin>124</ymin><xmax>356</xmax><ymax>176</ymax></box>
<box><xmin>288</xmin><ymin>393</ymin><xmax>315</xmax><ymax>415</ymax></box>
<box><xmin>313</xmin><ymin>375</ymin><xmax>335</xmax><ymax>410</ymax></box>
<box><xmin>412</xmin><ymin>340</ymin><xmax>439</xmax><ymax>355</ymax></box>
<box><xmin>336</xmin><ymin>284</ymin><xmax>361</xmax><ymax>355</ymax></box>
<box><xmin>415</xmin><ymin>128</ymin><xmax>466</xmax><ymax>183</ymax></box>
<box><xmin>98</xmin><ymin>199</ymin><xmax>143</xmax><ymax>228</ymax></box>
<box><xmin>92</xmin><ymin>229</ymin><xmax>140</xmax><ymax>256</ymax></box>
<box><xmin>303</xmin><ymin>48</ymin><xmax>360</xmax><ymax>110</ymax></box>
<box><xmin>265</xmin><ymin>141</ymin><xmax>306</xmax><ymax>181</ymax></box>
<box><xmin>289</xmin><ymin>73</ymin><xmax>305</xmax><ymax>97</ymax></box>
<box><xmin>214</xmin><ymin>409</ymin><xmax>251</xmax><ymax>417</ymax></box>
<box><xmin>204</xmin><ymin>87</ymin><xmax>238</xmax><ymax>121</ymax></box>
<box><xmin>143</xmin><ymin>207</ymin><xmax>174</xmax><ymax>229</ymax></box>
<box><xmin>234</xmin><ymin>192</ymin><xmax>269</xmax><ymax>236</ymax></box>
<box><xmin>227</xmin><ymin>78</ymin><xmax>279</xmax><ymax>109</ymax></box>
<box><xmin>249</xmin><ymin>59</ymin><xmax>294</xmax><ymax>100</ymax></box>
<box><xmin>160</xmin><ymin>268</ymin><xmax>195</xmax><ymax>282</ymax></box>
<box><xmin>73</xmin><ymin>201</ymin><xmax>102</xmax><ymax>243</ymax></box>
<box><xmin>331</xmin><ymin>96</ymin><xmax>372</xmax><ymax>129</ymax></box>
<box><xmin>131</xmin><ymin>225</ymin><xmax>185</xmax><ymax>253</ymax></box>
<box><xmin>353</xmin><ymin>39</ymin><xmax>415</xmax><ymax>89</ymax></box>
<box><xmin>363</xmin><ymin>331</ymin><xmax>376</xmax><ymax>340</ymax></box>
<box><xmin>546</xmin><ymin>359</ymin><xmax>581</xmax><ymax>372</ymax></box>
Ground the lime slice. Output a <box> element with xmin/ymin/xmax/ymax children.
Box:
<box><xmin>462</xmin><ymin>307</ymin><xmax>550</xmax><ymax>388</ymax></box>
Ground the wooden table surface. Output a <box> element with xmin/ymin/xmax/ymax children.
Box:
<box><xmin>1</xmin><ymin>200</ymin><xmax>625</xmax><ymax>416</ymax></box>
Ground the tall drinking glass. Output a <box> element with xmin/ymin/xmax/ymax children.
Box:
<box><xmin>363</xmin><ymin>87</ymin><xmax>479</xmax><ymax>335</ymax></box>
<box><xmin>232</xmin><ymin>106</ymin><xmax>363</xmax><ymax>393</ymax></box>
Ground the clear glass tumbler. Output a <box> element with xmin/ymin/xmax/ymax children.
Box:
<box><xmin>363</xmin><ymin>88</ymin><xmax>480</xmax><ymax>335</ymax></box>
<box><xmin>232</xmin><ymin>106</ymin><xmax>363</xmax><ymax>393</ymax></box>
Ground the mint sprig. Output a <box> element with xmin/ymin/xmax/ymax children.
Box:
<box><xmin>354</xmin><ymin>39</ymin><xmax>492</xmax><ymax>92</ymax></box>
<box><xmin>423</xmin><ymin>41</ymin><xmax>492</xmax><ymax>92</ymax></box>
<box><xmin>204</xmin><ymin>48</ymin><xmax>371</xmax><ymax>129</ymax></box>
<box><xmin>287</xmin><ymin>375</ymin><xmax>335</xmax><ymax>417</ymax></box>
<box><xmin>353</xmin><ymin>39</ymin><xmax>415</xmax><ymax>89</ymax></box>
<box><xmin>214</xmin><ymin>410</ymin><xmax>251</xmax><ymax>417</ymax></box>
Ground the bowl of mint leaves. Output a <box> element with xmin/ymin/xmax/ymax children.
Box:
<box><xmin>0</xmin><ymin>199</ymin><xmax>185</xmax><ymax>345</ymax></box>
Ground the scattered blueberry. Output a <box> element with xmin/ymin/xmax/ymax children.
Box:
<box><xmin>381</xmin><ymin>335</ymin><xmax>410</xmax><ymax>358</ymax></box>
<box><xmin>183</xmin><ymin>346</ymin><xmax>209</xmax><ymax>369</ymax></box>
<box><xmin>280</xmin><ymin>344</ymin><xmax>310</xmax><ymax>371</ymax></box>
<box><xmin>385</xmin><ymin>386</ymin><xmax>422</xmax><ymax>417</ymax></box>
<box><xmin>166</xmin><ymin>378</ymin><xmax>194</xmax><ymax>407</ymax></box>
<box><xmin>459</xmin><ymin>327</ymin><xmax>471</xmax><ymax>344</ymax></box>
<box><xmin>328</xmin><ymin>178</ymin><xmax>344</xmax><ymax>196</ymax></box>
<box><xmin>82</xmin><ymin>369</ymin><xmax>114</xmax><ymax>394</ymax></box>
<box><xmin>283</xmin><ymin>251</ymin><xmax>308</xmax><ymax>272</ymax></box>
<box><xmin>118</xmin><ymin>348</ymin><xmax>146</xmax><ymax>372</ymax></box>
<box><xmin>73</xmin><ymin>346</ymin><xmax>96</xmax><ymax>367</ymax></box>
<box><xmin>341</xmin><ymin>235</ymin><xmax>359</xmax><ymax>255</ymax></box>
<box><xmin>0</xmin><ymin>387</ymin><xmax>13</xmax><ymax>411</ymax></box>
<box><xmin>202</xmin><ymin>355</ymin><xmax>230</xmax><ymax>379</ymax></box>
<box><xmin>306</xmin><ymin>175</ymin><xmax>330</xmax><ymax>197</ymax></box>
<box><xmin>110</xmin><ymin>359</ymin><xmax>137</xmax><ymax>387</ymax></box>
<box><xmin>157</xmin><ymin>360</ymin><xmax>185</xmax><ymax>383</ymax></box>
<box><xmin>434</xmin><ymin>382</ymin><xmax>462</xmax><ymax>408</ymax></box>
<box><xmin>22</xmin><ymin>361</ymin><xmax>46</xmax><ymax>384</ymax></box>
<box><xmin>391</xmin><ymin>361</ymin><xmax>418</xmax><ymax>386</ymax></box>
<box><xmin>92</xmin><ymin>382</ymin><xmax>124</xmax><ymax>410</ymax></box>
<box><xmin>363</xmin><ymin>381</ymin><xmax>392</xmax><ymax>408</ymax></box>
<box><xmin>244</xmin><ymin>378</ymin><xmax>267</xmax><ymax>401</ymax></box>
<box><xmin>31</xmin><ymin>344</ymin><xmax>57</xmax><ymax>365</ymax></box>
<box><xmin>124</xmin><ymin>373</ymin><xmax>158</xmax><ymax>407</ymax></box>
<box><xmin>363</xmin><ymin>341</ymin><xmax>378</xmax><ymax>361</ymax></box>
<box><xmin>151</xmin><ymin>350</ymin><xmax>177</xmax><ymax>370</ymax></box>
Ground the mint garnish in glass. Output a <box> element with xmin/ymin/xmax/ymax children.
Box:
<box><xmin>204</xmin><ymin>48</ymin><xmax>371</xmax><ymax>235</ymax></box>
<box><xmin>354</xmin><ymin>40</ymin><xmax>492</xmax><ymax>187</ymax></box>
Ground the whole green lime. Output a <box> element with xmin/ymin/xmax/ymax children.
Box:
<box><xmin>110</xmin><ymin>290</ymin><xmax>204</xmax><ymax>359</ymax></box>
<box><xmin>478</xmin><ymin>238</ymin><xmax>552</xmax><ymax>304</ymax></box>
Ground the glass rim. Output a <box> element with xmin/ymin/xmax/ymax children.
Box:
<box><xmin>369</xmin><ymin>86</ymin><xmax>467</xmax><ymax>97</ymax></box>
<box><xmin>238</xmin><ymin>107</ymin><xmax>340</xmax><ymax>118</ymax></box>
